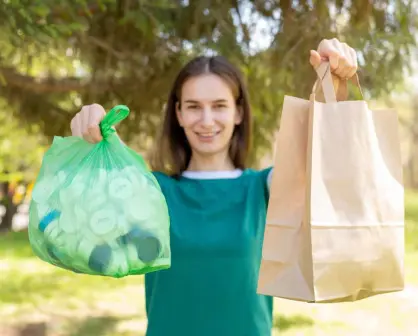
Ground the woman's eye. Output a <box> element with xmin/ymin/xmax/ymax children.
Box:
<box><xmin>187</xmin><ymin>105</ymin><xmax>199</xmax><ymax>110</ymax></box>
<box><xmin>214</xmin><ymin>104</ymin><xmax>227</xmax><ymax>109</ymax></box>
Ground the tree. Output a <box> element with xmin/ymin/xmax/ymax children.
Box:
<box><xmin>0</xmin><ymin>0</ymin><xmax>417</xmax><ymax>165</ymax></box>
<box><xmin>0</xmin><ymin>100</ymin><xmax>46</xmax><ymax>231</ymax></box>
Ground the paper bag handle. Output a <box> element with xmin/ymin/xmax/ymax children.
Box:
<box><xmin>312</xmin><ymin>62</ymin><xmax>337</xmax><ymax>103</ymax></box>
<box><xmin>312</xmin><ymin>62</ymin><xmax>364</xmax><ymax>103</ymax></box>
<box><xmin>337</xmin><ymin>73</ymin><xmax>364</xmax><ymax>101</ymax></box>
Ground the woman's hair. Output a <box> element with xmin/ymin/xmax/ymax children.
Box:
<box><xmin>149</xmin><ymin>55</ymin><xmax>252</xmax><ymax>176</ymax></box>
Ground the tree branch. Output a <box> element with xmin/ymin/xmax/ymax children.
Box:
<box><xmin>84</xmin><ymin>36</ymin><xmax>129</xmax><ymax>60</ymax></box>
<box><xmin>0</xmin><ymin>66</ymin><xmax>98</xmax><ymax>94</ymax></box>
<box><xmin>48</xmin><ymin>2</ymin><xmax>103</xmax><ymax>20</ymax></box>
<box><xmin>234</xmin><ymin>1</ymin><xmax>251</xmax><ymax>52</ymax></box>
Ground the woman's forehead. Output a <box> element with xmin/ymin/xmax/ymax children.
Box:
<box><xmin>181</xmin><ymin>74</ymin><xmax>235</xmax><ymax>102</ymax></box>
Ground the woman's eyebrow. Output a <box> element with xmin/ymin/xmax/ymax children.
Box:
<box><xmin>183</xmin><ymin>99</ymin><xmax>229</xmax><ymax>104</ymax></box>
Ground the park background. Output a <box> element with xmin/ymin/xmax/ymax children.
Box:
<box><xmin>1</xmin><ymin>1</ymin><xmax>418</xmax><ymax>335</ymax></box>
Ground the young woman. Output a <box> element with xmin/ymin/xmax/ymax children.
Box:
<box><xmin>70</xmin><ymin>38</ymin><xmax>358</xmax><ymax>335</ymax></box>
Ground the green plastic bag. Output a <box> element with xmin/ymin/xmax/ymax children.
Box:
<box><xmin>28</xmin><ymin>105</ymin><xmax>171</xmax><ymax>278</ymax></box>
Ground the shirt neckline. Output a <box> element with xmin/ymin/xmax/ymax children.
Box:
<box><xmin>181</xmin><ymin>169</ymin><xmax>243</xmax><ymax>180</ymax></box>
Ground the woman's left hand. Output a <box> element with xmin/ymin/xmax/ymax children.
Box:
<box><xmin>309</xmin><ymin>38</ymin><xmax>358</xmax><ymax>80</ymax></box>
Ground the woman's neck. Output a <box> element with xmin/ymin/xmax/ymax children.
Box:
<box><xmin>186</xmin><ymin>152</ymin><xmax>236</xmax><ymax>172</ymax></box>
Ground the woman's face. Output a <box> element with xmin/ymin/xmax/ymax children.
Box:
<box><xmin>176</xmin><ymin>74</ymin><xmax>242</xmax><ymax>160</ymax></box>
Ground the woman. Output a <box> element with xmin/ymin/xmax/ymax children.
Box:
<box><xmin>70</xmin><ymin>38</ymin><xmax>358</xmax><ymax>335</ymax></box>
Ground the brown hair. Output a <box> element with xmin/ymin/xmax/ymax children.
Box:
<box><xmin>149</xmin><ymin>55</ymin><xmax>252</xmax><ymax>176</ymax></box>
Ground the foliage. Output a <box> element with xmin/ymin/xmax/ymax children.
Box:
<box><xmin>0</xmin><ymin>0</ymin><xmax>417</xmax><ymax>164</ymax></box>
<box><xmin>0</xmin><ymin>101</ymin><xmax>46</xmax><ymax>182</ymax></box>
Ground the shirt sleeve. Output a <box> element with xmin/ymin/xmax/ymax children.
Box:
<box><xmin>267</xmin><ymin>168</ymin><xmax>273</xmax><ymax>190</ymax></box>
<box><xmin>258</xmin><ymin>166</ymin><xmax>273</xmax><ymax>196</ymax></box>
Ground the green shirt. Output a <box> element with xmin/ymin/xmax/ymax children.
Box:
<box><xmin>145</xmin><ymin>168</ymin><xmax>273</xmax><ymax>336</ymax></box>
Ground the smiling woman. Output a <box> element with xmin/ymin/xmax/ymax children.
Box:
<box><xmin>67</xmin><ymin>38</ymin><xmax>358</xmax><ymax>336</ymax></box>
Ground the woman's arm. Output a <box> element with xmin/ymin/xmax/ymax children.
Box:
<box><xmin>266</xmin><ymin>39</ymin><xmax>358</xmax><ymax>190</ymax></box>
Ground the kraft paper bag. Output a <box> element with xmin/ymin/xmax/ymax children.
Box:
<box><xmin>257</xmin><ymin>62</ymin><xmax>405</xmax><ymax>303</ymax></box>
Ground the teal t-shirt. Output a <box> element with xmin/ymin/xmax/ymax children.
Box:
<box><xmin>145</xmin><ymin>168</ymin><xmax>273</xmax><ymax>336</ymax></box>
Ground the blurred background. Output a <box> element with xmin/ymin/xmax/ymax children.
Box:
<box><xmin>1</xmin><ymin>1</ymin><xmax>418</xmax><ymax>335</ymax></box>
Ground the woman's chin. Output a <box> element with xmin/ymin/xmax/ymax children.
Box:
<box><xmin>190</xmin><ymin>142</ymin><xmax>228</xmax><ymax>157</ymax></box>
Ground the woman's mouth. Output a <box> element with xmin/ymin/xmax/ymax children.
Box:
<box><xmin>195</xmin><ymin>131</ymin><xmax>221</xmax><ymax>142</ymax></box>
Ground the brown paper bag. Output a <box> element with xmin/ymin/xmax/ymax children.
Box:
<box><xmin>257</xmin><ymin>62</ymin><xmax>405</xmax><ymax>303</ymax></box>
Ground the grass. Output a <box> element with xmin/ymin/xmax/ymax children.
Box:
<box><xmin>405</xmin><ymin>189</ymin><xmax>418</xmax><ymax>251</ymax></box>
<box><xmin>1</xmin><ymin>190</ymin><xmax>418</xmax><ymax>335</ymax></box>
<box><xmin>270</xmin><ymin>189</ymin><xmax>418</xmax><ymax>336</ymax></box>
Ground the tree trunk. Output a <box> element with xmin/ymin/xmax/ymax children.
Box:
<box><xmin>0</xmin><ymin>181</ymin><xmax>17</xmax><ymax>233</ymax></box>
<box><xmin>18</xmin><ymin>323</ymin><xmax>47</xmax><ymax>336</ymax></box>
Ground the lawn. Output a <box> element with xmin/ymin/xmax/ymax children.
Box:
<box><xmin>1</xmin><ymin>191</ymin><xmax>418</xmax><ymax>335</ymax></box>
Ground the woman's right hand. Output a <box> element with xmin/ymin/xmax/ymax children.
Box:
<box><xmin>70</xmin><ymin>104</ymin><xmax>107</xmax><ymax>143</ymax></box>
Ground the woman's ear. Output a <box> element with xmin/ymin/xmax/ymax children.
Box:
<box><xmin>234</xmin><ymin>106</ymin><xmax>243</xmax><ymax>125</ymax></box>
<box><xmin>176</xmin><ymin>101</ymin><xmax>184</xmax><ymax>127</ymax></box>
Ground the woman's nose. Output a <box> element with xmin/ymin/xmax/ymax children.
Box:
<box><xmin>201</xmin><ymin>107</ymin><xmax>215</xmax><ymax>126</ymax></box>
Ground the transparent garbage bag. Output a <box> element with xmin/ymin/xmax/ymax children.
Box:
<box><xmin>28</xmin><ymin>105</ymin><xmax>171</xmax><ymax>277</ymax></box>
